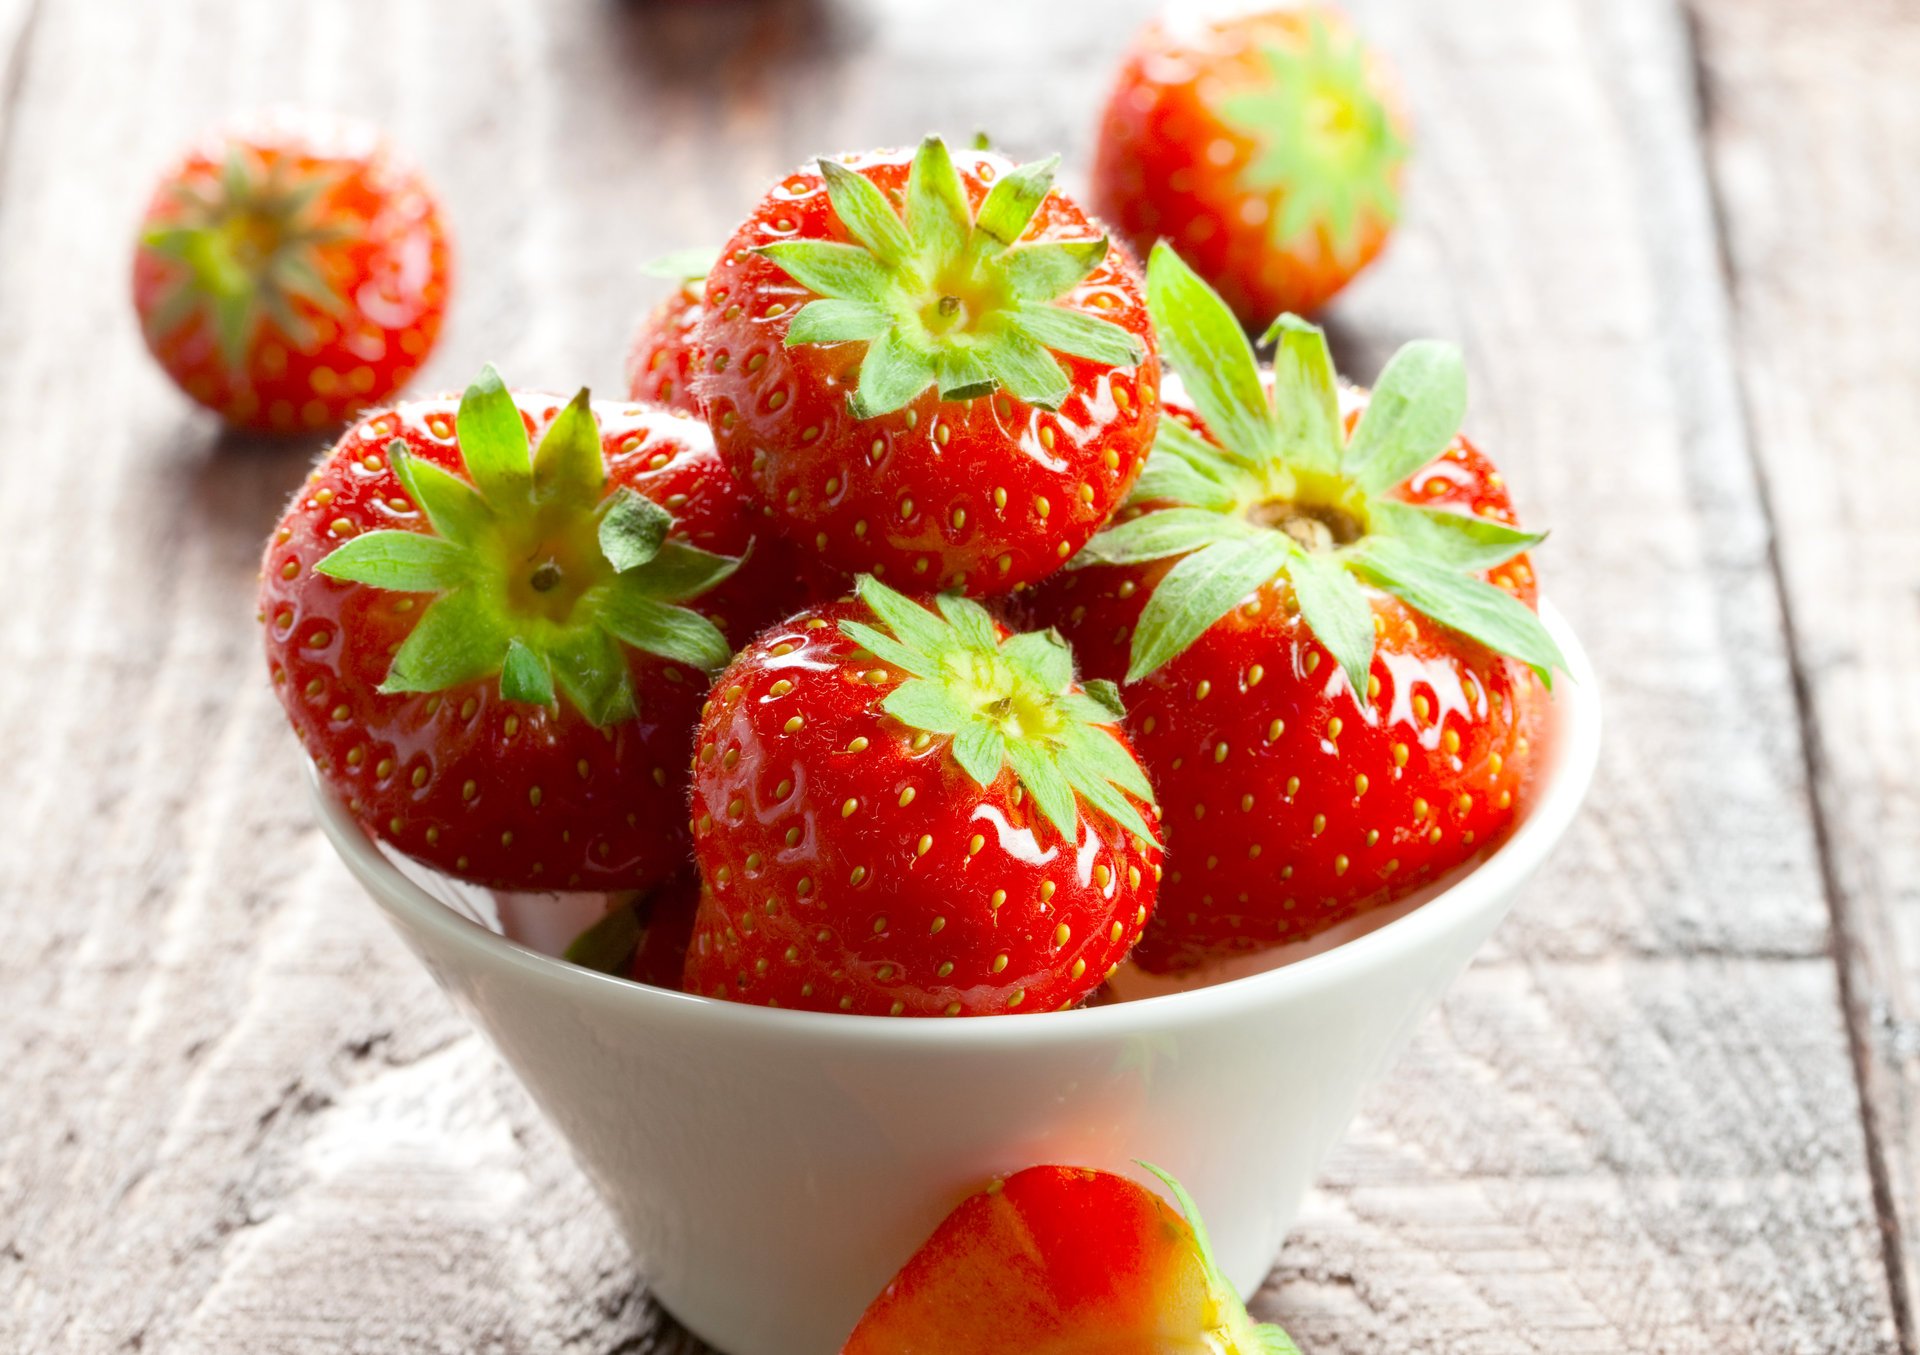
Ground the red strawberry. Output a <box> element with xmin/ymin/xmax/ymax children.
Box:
<box><xmin>563</xmin><ymin>869</ymin><xmax>702</xmax><ymax>989</ymax></box>
<box><xmin>684</xmin><ymin>576</ymin><xmax>1161</xmax><ymax>1016</ymax></box>
<box><xmin>133</xmin><ymin>110</ymin><xmax>451</xmax><ymax>433</ymax></box>
<box><xmin>261</xmin><ymin>365</ymin><xmax>803</xmax><ymax>892</ymax></box>
<box><xmin>624</xmin><ymin>248</ymin><xmax>713</xmax><ymax>417</ymax></box>
<box><xmin>1026</xmin><ymin>246</ymin><xmax>1561</xmax><ymax>970</ymax></box>
<box><xmin>1093</xmin><ymin>6</ymin><xmax>1407</xmax><ymax>325</ymax></box>
<box><xmin>843</xmin><ymin>1163</ymin><xmax>1299</xmax><ymax>1354</ymax></box>
<box><xmin>696</xmin><ymin>137</ymin><xmax>1161</xmax><ymax>595</ymax></box>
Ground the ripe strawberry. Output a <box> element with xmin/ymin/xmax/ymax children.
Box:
<box><xmin>624</xmin><ymin>248</ymin><xmax>714</xmax><ymax>416</ymax></box>
<box><xmin>262</xmin><ymin>365</ymin><xmax>803</xmax><ymax>892</ymax></box>
<box><xmin>1093</xmin><ymin>6</ymin><xmax>1407</xmax><ymax>325</ymax></box>
<box><xmin>1027</xmin><ymin>246</ymin><xmax>1561</xmax><ymax>971</ymax></box>
<box><xmin>696</xmin><ymin>136</ymin><xmax>1161</xmax><ymax>595</ymax></box>
<box><xmin>843</xmin><ymin>1163</ymin><xmax>1299</xmax><ymax>1355</ymax></box>
<box><xmin>684</xmin><ymin>576</ymin><xmax>1161</xmax><ymax>1016</ymax></box>
<box><xmin>133</xmin><ymin>110</ymin><xmax>451</xmax><ymax>433</ymax></box>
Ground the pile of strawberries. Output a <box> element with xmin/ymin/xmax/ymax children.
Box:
<box><xmin>135</xmin><ymin>9</ymin><xmax>1568</xmax><ymax>1347</ymax></box>
<box><xmin>137</xmin><ymin>3</ymin><xmax>1561</xmax><ymax>1021</ymax></box>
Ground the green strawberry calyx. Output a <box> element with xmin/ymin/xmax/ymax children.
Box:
<box><xmin>757</xmin><ymin>136</ymin><xmax>1147</xmax><ymax>418</ymax></box>
<box><xmin>1077</xmin><ymin>244</ymin><xmax>1564</xmax><ymax>699</ymax></box>
<box><xmin>841</xmin><ymin>576</ymin><xmax>1159</xmax><ymax>847</ymax></box>
<box><xmin>638</xmin><ymin>246</ymin><xmax>719</xmax><ymax>284</ymax></box>
<box><xmin>140</xmin><ymin>143</ymin><xmax>353</xmax><ymax>376</ymax></box>
<box><xmin>315</xmin><ymin>365</ymin><xmax>740</xmax><ymax>727</ymax></box>
<box><xmin>1137</xmin><ymin>1163</ymin><xmax>1302</xmax><ymax>1355</ymax></box>
<box><xmin>1213</xmin><ymin>14</ymin><xmax>1406</xmax><ymax>264</ymax></box>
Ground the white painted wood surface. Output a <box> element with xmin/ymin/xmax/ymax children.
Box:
<box><xmin>0</xmin><ymin>0</ymin><xmax>1909</xmax><ymax>1350</ymax></box>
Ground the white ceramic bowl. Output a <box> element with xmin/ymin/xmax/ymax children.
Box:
<box><xmin>310</xmin><ymin>601</ymin><xmax>1599</xmax><ymax>1355</ymax></box>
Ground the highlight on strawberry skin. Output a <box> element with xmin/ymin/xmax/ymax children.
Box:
<box><xmin>841</xmin><ymin>1163</ymin><xmax>1300</xmax><ymax>1354</ymax></box>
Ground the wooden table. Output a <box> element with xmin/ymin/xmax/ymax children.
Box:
<box><xmin>4</xmin><ymin>0</ymin><xmax>1915</xmax><ymax>1349</ymax></box>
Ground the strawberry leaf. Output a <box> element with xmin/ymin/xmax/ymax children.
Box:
<box><xmin>818</xmin><ymin>157</ymin><xmax>916</xmax><ymax>268</ymax></box>
<box><xmin>455</xmin><ymin>364</ymin><xmax>533</xmax><ymax>507</ymax></box>
<box><xmin>1126</xmin><ymin>535</ymin><xmax>1292</xmax><ymax>682</ymax></box>
<box><xmin>315</xmin><ymin>529</ymin><xmax>468</xmax><ymax>591</ymax></box>
<box><xmin>1126</xmin><ymin>417</ymin><xmax>1257</xmax><ymax>512</ymax></box>
<box><xmin>758</xmin><ymin>241</ymin><xmax>893</xmax><ymax>306</ymax></box>
<box><xmin>549</xmin><ymin>626</ymin><xmax>634</xmax><ymax>726</ymax></box>
<box><xmin>390</xmin><ymin>445</ymin><xmax>491</xmax><ymax>546</ymax></box>
<box><xmin>838</xmin><ymin>576</ymin><xmax>1158</xmax><ymax>845</ymax></box>
<box><xmin>855</xmin><ymin>575</ymin><xmax>953</xmax><ymax>653</ymax></box>
<box><xmin>975</xmin><ymin>329</ymin><xmax>1072</xmax><ymax>410</ymax></box>
<box><xmin>1000</xmin><ymin>238</ymin><xmax>1109</xmax><ymax>301</ymax></box>
<box><xmin>564</xmin><ymin>902</ymin><xmax>641</xmax><ymax>973</ymax></box>
<box><xmin>1006</xmin><ymin>303</ymin><xmax>1145</xmax><ymax>369</ymax></box>
<box><xmin>881</xmin><ymin>679</ymin><xmax>973</xmax><ymax>733</ymax></box>
<box><xmin>1261</xmin><ymin>314</ymin><xmax>1342</xmax><ymax>475</ymax></box>
<box><xmin>598</xmin><ymin>583</ymin><xmax>732</xmax><ymax>672</ymax></box>
<box><xmin>532</xmin><ymin>388</ymin><xmax>606</xmax><ymax>507</ymax></box>
<box><xmin>597</xmin><ymin>487</ymin><xmax>673</xmax><ymax>573</ymax></box>
<box><xmin>762</xmin><ymin>141</ymin><xmax>1134</xmax><ymax>421</ymax></box>
<box><xmin>1352</xmin><ymin>537</ymin><xmax>1565</xmax><ymax>684</ymax></box>
<box><xmin>1344</xmin><ymin>339</ymin><xmax>1468</xmax><ymax>493</ymax></box>
<box><xmin>500</xmin><ymin>636</ymin><xmax>556</xmax><ymax>708</ymax></box>
<box><xmin>1005</xmin><ymin>739</ymin><xmax>1078</xmax><ymax>843</ymax></box>
<box><xmin>380</xmin><ymin>589</ymin><xmax>510</xmax><ymax>695</ymax></box>
<box><xmin>1146</xmin><ymin>243</ymin><xmax>1277</xmax><ymax>468</ymax></box>
<box><xmin>1076</xmin><ymin>506</ymin><xmax>1259</xmax><ymax>566</ymax></box>
<box><xmin>973</xmin><ymin>155</ymin><xmax>1058</xmax><ymax>250</ymax></box>
<box><xmin>850</xmin><ymin>330</ymin><xmax>938</xmax><ymax>418</ymax></box>
<box><xmin>905</xmin><ymin>135</ymin><xmax>971</xmax><ymax>267</ymax></box>
<box><xmin>1000</xmin><ymin>628</ymin><xmax>1074</xmax><ymax>692</ymax></box>
<box><xmin>1079</xmin><ymin>679</ymin><xmax>1126</xmax><ymax>721</ymax></box>
<box><xmin>1367</xmin><ymin>499</ymin><xmax>1543</xmax><ymax>571</ymax></box>
<box><xmin>625</xmin><ymin>541</ymin><xmax>740</xmax><ymax>602</ymax></box>
<box><xmin>952</xmin><ymin>722</ymin><xmax>1008</xmax><ymax>788</ymax></box>
<box><xmin>638</xmin><ymin>247</ymin><xmax>717</xmax><ymax>281</ymax></box>
<box><xmin>1211</xmin><ymin>13</ymin><xmax>1406</xmax><ymax>264</ymax></box>
<box><xmin>786</xmin><ymin>298</ymin><xmax>893</xmax><ymax>345</ymax></box>
<box><xmin>1287</xmin><ymin>547</ymin><xmax>1376</xmax><ymax>699</ymax></box>
<box><xmin>841</xmin><ymin>618</ymin><xmax>935</xmax><ymax>678</ymax></box>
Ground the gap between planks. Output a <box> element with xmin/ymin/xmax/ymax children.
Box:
<box><xmin>1680</xmin><ymin>3</ymin><xmax>1919</xmax><ymax>1349</ymax></box>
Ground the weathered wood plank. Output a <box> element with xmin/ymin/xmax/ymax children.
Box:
<box><xmin>1689</xmin><ymin>0</ymin><xmax>1920</xmax><ymax>1342</ymax></box>
<box><xmin>0</xmin><ymin>0</ymin><xmax>1902</xmax><ymax>1351</ymax></box>
<box><xmin>1251</xmin><ymin>0</ymin><xmax>1900</xmax><ymax>1345</ymax></box>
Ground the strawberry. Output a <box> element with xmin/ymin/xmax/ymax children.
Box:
<box><xmin>843</xmin><ymin>1163</ymin><xmax>1299</xmax><ymax>1354</ymax></box>
<box><xmin>684</xmin><ymin>576</ymin><xmax>1161</xmax><ymax>1016</ymax></box>
<box><xmin>1026</xmin><ymin>246</ymin><xmax>1561</xmax><ymax>971</ymax></box>
<box><xmin>1093</xmin><ymin>6</ymin><xmax>1407</xmax><ymax>326</ymax></box>
<box><xmin>262</xmin><ymin>364</ymin><xmax>803</xmax><ymax>892</ymax></box>
<box><xmin>695</xmin><ymin>136</ymin><xmax>1160</xmax><ymax>595</ymax></box>
<box><xmin>133</xmin><ymin>110</ymin><xmax>451</xmax><ymax>433</ymax></box>
<box><xmin>624</xmin><ymin>248</ymin><xmax>714</xmax><ymax>417</ymax></box>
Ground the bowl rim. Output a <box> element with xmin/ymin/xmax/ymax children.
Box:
<box><xmin>310</xmin><ymin>598</ymin><xmax>1600</xmax><ymax>1048</ymax></box>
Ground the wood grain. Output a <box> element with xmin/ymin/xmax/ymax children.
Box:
<box><xmin>0</xmin><ymin>0</ymin><xmax>1906</xmax><ymax>1351</ymax></box>
<box><xmin>1690</xmin><ymin>0</ymin><xmax>1920</xmax><ymax>1341</ymax></box>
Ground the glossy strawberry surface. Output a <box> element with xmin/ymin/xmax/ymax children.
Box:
<box><xmin>627</xmin><ymin>869</ymin><xmax>702</xmax><ymax>989</ymax></box>
<box><xmin>695</xmin><ymin>143</ymin><xmax>1160</xmax><ymax>595</ymax></box>
<box><xmin>624</xmin><ymin>277</ymin><xmax>705</xmax><ymax>416</ymax></box>
<box><xmin>843</xmin><ymin>1165</ymin><xmax>1296</xmax><ymax>1355</ymax></box>
<box><xmin>134</xmin><ymin>110</ymin><xmax>451</xmax><ymax>432</ymax></box>
<box><xmin>1030</xmin><ymin>397</ymin><xmax>1544</xmax><ymax>970</ymax></box>
<box><xmin>1093</xmin><ymin>7</ymin><xmax>1407</xmax><ymax>324</ymax></box>
<box><xmin>262</xmin><ymin>392</ymin><xmax>801</xmax><ymax>891</ymax></box>
<box><xmin>685</xmin><ymin>585</ymin><xmax>1162</xmax><ymax>1016</ymax></box>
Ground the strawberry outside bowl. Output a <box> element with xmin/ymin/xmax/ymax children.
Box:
<box><xmin>307</xmin><ymin>599</ymin><xmax>1600</xmax><ymax>1355</ymax></box>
